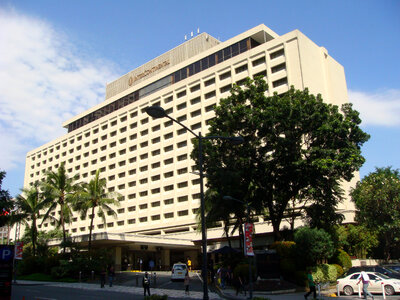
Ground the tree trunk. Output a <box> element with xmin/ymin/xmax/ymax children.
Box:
<box><xmin>32</xmin><ymin>219</ymin><xmax>36</xmax><ymax>256</ymax></box>
<box><xmin>88</xmin><ymin>205</ymin><xmax>95</xmax><ymax>257</ymax></box>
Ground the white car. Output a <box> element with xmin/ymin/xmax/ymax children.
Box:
<box><xmin>171</xmin><ymin>263</ymin><xmax>188</xmax><ymax>281</ymax></box>
<box><xmin>337</xmin><ymin>271</ymin><xmax>400</xmax><ymax>296</ymax></box>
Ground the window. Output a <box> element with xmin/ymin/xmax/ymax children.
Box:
<box><xmin>205</xmin><ymin>91</ymin><xmax>216</xmax><ymax>99</ymax></box>
<box><xmin>178</xmin><ymin>195</ymin><xmax>188</xmax><ymax>202</ymax></box>
<box><xmin>190</xmin><ymin>84</ymin><xmax>200</xmax><ymax>93</ymax></box>
<box><xmin>190</xmin><ymin>97</ymin><xmax>201</xmax><ymax>105</ymax></box>
<box><xmin>128</xmin><ymin>219</ymin><xmax>136</xmax><ymax>224</ymax></box>
<box><xmin>235</xmin><ymin>64</ymin><xmax>248</xmax><ymax>74</ymax></box>
<box><xmin>164</xmin><ymin>212</ymin><xmax>174</xmax><ymax>219</ymax></box>
<box><xmin>220</xmin><ymin>84</ymin><xmax>231</xmax><ymax>93</ymax></box>
<box><xmin>270</xmin><ymin>48</ymin><xmax>285</xmax><ymax>60</ymax></box>
<box><xmin>151</xmin><ymin>215</ymin><xmax>160</xmax><ymax>221</ymax></box>
<box><xmin>204</xmin><ymin>78</ymin><xmax>215</xmax><ymax>86</ymax></box>
<box><xmin>139</xmin><ymin>217</ymin><xmax>148</xmax><ymax>223</ymax></box>
<box><xmin>177</xmin><ymin>90</ymin><xmax>186</xmax><ymax>98</ymax></box>
<box><xmin>272</xmin><ymin>77</ymin><xmax>288</xmax><ymax>88</ymax></box>
<box><xmin>164</xmin><ymin>171</ymin><xmax>173</xmax><ymax>178</ymax></box>
<box><xmin>191</xmin><ymin>109</ymin><xmax>201</xmax><ymax>118</ymax></box>
<box><xmin>164</xmin><ymin>198</ymin><xmax>173</xmax><ymax>205</ymax></box>
<box><xmin>219</xmin><ymin>71</ymin><xmax>231</xmax><ymax>80</ymax></box>
<box><xmin>164</xmin><ymin>158</ymin><xmax>173</xmax><ymax>165</ymax></box>
<box><xmin>117</xmin><ymin>208</ymin><xmax>125</xmax><ymax>214</ymax></box>
<box><xmin>178</xmin><ymin>181</ymin><xmax>188</xmax><ymax>188</ymax></box>
<box><xmin>151</xmin><ymin>201</ymin><xmax>160</xmax><ymax>207</ymax></box>
<box><xmin>164</xmin><ymin>132</ymin><xmax>173</xmax><ymax>140</ymax></box>
<box><xmin>177</xmin><ymin>154</ymin><xmax>187</xmax><ymax>161</ymax></box>
<box><xmin>178</xmin><ymin>210</ymin><xmax>189</xmax><ymax>216</ymax></box>
<box><xmin>271</xmin><ymin>63</ymin><xmax>286</xmax><ymax>73</ymax></box>
<box><xmin>164</xmin><ymin>145</ymin><xmax>173</xmax><ymax>152</ymax></box>
<box><xmin>177</xmin><ymin>102</ymin><xmax>187</xmax><ymax>110</ymax></box>
<box><xmin>151</xmin><ymin>188</ymin><xmax>160</xmax><ymax>194</ymax></box>
<box><xmin>151</xmin><ymin>162</ymin><xmax>160</xmax><ymax>169</ymax></box>
<box><xmin>151</xmin><ymin>175</ymin><xmax>160</xmax><ymax>181</ymax></box>
<box><xmin>164</xmin><ymin>185</ymin><xmax>174</xmax><ymax>191</ymax></box>
<box><xmin>177</xmin><ymin>141</ymin><xmax>187</xmax><ymax>148</ymax></box>
<box><xmin>139</xmin><ymin>204</ymin><xmax>148</xmax><ymax>209</ymax></box>
<box><xmin>128</xmin><ymin>206</ymin><xmax>136</xmax><ymax>212</ymax></box>
<box><xmin>177</xmin><ymin>167</ymin><xmax>188</xmax><ymax>175</ymax></box>
<box><xmin>252</xmin><ymin>56</ymin><xmax>266</xmax><ymax>67</ymax></box>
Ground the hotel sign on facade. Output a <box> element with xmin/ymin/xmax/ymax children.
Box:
<box><xmin>128</xmin><ymin>60</ymin><xmax>170</xmax><ymax>86</ymax></box>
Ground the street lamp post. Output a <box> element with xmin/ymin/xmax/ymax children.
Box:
<box><xmin>146</xmin><ymin>105</ymin><xmax>243</xmax><ymax>300</ymax></box>
<box><xmin>223</xmin><ymin>195</ymin><xmax>253</xmax><ymax>300</ymax></box>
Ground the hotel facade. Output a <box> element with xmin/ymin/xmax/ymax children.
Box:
<box><xmin>24</xmin><ymin>24</ymin><xmax>357</xmax><ymax>271</ymax></box>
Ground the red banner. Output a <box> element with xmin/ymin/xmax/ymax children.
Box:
<box><xmin>244</xmin><ymin>223</ymin><xmax>254</xmax><ymax>256</ymax></box>
<box><xmin>14</xmin><ymin>241</ymin><xmax>23</xmax><ymax>260</ymax></box>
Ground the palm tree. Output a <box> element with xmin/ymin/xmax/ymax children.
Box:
<box><xmin>75</xmin><ymin>169</ymin><xmax>120</xmax><ymax>255</ymax></box>
<box><xmin>42</xmin><ymin>163</ymin><xmax>78</xmax><ymax>253</ymax></box>
<box><xmin>15</xmin><ymin>182</ymin><xmax>49</xmax><ymax>256</ymax></box>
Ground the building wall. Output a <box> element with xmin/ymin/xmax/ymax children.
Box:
<box><xmin>23</xmin><ymin>24</ymin><xmax>356</xmax><ymax>244</ymax></box>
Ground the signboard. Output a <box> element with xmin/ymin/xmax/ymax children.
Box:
<box><xmin>244</xmin><ymin>223</ymin><xmax>254</xmax><ymax>256</ymax></box>
<box><xmin>14</xmin><ymin>242</ymin><xmax>23</xmax><ymax>260</ymax></box>
<box><xmin>0</xmin><ymin>245</ymin><xmax>14</xmax><ymax>298</ymax></box>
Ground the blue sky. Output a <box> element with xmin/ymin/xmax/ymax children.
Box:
<box><xmin>1</xmin><ymin>0</ymin><xmax>399</xmax><ymax>197</ymax></box>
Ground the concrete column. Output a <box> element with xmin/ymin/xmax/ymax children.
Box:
<box><xmin>114</xmin><ymin>247</ymin><xmax>122</xmax><ymax>271</ymax></box>
<box><xmin>161</xmin><ymin>249</ymin><xmax>170</xmax><ymax>270</ymax></box>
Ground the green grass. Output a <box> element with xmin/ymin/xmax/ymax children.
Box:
<box><xmin>18</xmin><ymin>273</ymin><xmax>77</xmax><ymax>282</ymax></box>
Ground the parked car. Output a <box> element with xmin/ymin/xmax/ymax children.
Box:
<box><xmin>171</xmin><ymin>262</ymin><xmax>187</xmax><ymax>281</ymax></box>
<box><xmin>337</xmin><ymin>272</ymin><xmax>400</xmax><ymax>296</ymax></box>
<box><xmin>344</xmin><ymin>266</ymin><xmax>400</xmax><ymax>279</ymax></box>
<box><xmin>383</xmin><ymin>264</ymin><xmax>400</xmax><ymax>273</ymax></box>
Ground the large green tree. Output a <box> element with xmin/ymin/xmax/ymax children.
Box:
<box><xmin>15</xmin><ymin>182</ymin><xmax>49</xmax><ymax>256</ymax></box>
<box><xmin>74</xmin><ymin>169</ymin><xmax>120</xmax><ymax>255</ymax></box>
<box><xmin>193</xmin><ymin>77</ymin><xmax>369</xmax><ymax>240</ymax></box>
<box><xmin>351</xmin><ymin>167</ymin><xmax>400</xmax><ymax>260</ymax></box>
<box><xmin>42</xmin><ymin>163</ymin><xmax>78</xmax><ymax>253</ymax></box>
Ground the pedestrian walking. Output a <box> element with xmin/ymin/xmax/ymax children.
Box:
<box><xmin>304</xmin><ymin>269</ymin><xmax>316</xmax><ymax>299</ymax></box>
<box><xmin>100</xmin><ymin>267</ymin><xmax>106</xmax><ymax>288</ymax></box>
<box><xmin>143</xmin><ymin>271</ymin><xmax>151</xmax><ymax>296</ymax></box>
<box><xmin>184</xmin><ymin>271</ymin><xmax>190</xmax><ymax>295</ymax></box>
<box><xmin>357</xmin><ymin>271</ymin><xmax>374</xmax><ymax>299</ymax></box>
<box><xmin>108</xmin><ymin>265</ymin><xmax>115</xmax><ymax>287</ymax></box>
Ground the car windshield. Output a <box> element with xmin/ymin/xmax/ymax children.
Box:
<box><xmin>375</xmin><ymin>273</ymin><xmax>390</xmax><ymax>279</ymax></box>
<box><xmin>174</xmin><ymin>265</ymin><xmax>186</xmax><ymax>270</ymax></box>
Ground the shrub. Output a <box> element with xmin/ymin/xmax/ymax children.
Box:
<box><xmin>233</xmin><ymin>263</ymin><xmax>256</xmax><ymax>282</ymax></box>
<box><xmin>17</xmin><ymin>256</ymin><xmax>43</xmax><ymax>275</ymax></box>
<box><xmin>329</xmin><ymin>249</ymin><xmax>351</xmax><ymax>271</ymax></box>
<box><xmin>51</xmin><ymin>266</ymin><xmax>68</xmax><ymax>279</ymax></box>
<box><xmin>294</xmin><ymin>227</ymin><xmax>335</xmax><ymax>268</ymax></box>
<box><xmin>269</xmin><ymin>241</ymin><xmax>296</xmax><ymax>259</ymax></box>
<box><xmin>295</xmin><ymin>270</ymin><xmax>308</xmax><ymax>286</ymax></box>
<box><xmin>332</xmin><ymin>264</ymin><xmax>344</xmax><ymax>278</ymax></box>
<box><xmin>44</xmin><ymin>256</ymin><xmax>60</xmax><ymax>274</ymax></box>
<box><xmin>312</xmin><ymin>264</ymin><xmax>337</xmax><ymax>283</ymax></box>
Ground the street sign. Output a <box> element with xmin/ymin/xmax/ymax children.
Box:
<box><xmin>0</xmin><ymin>245</ymin><xmax>14</xmax><ymax>298</ymax></box>
<box><xmin>244</xmin><ymin>223</ymin><xmax>254</xmax><ymax>256</ymax></box>
<box><xmin>14</xmin><ymin>242</ymin><xmax>23</xmax><ymax>260</ymax></box>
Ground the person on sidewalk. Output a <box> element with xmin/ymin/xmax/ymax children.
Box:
<box><xmin>100</xmin><ymin>267</ymin><xmax>106</xmax><ymax>288</ymax></box>
<box><xmin>143</xmin><ymin>272</ymin><xmax>151</xmax><ymax>296</ymax></box>
<box><xmin>357</xmin><ymin>271</ymin><xmax>374</xmax><ymax>299</ymax></box>
<box><xmin>304</xmin><ymin>269</ymin><xmax>316</xmax><ymax>299</ymax></box>
<box><xmin>184</xmin><ymin>271</ymin><xmax>190</xmax><ymax>295</ymax></box>
<box><xmin>108</xmin><ymin>265</ymin><xmax>115</xmax><ymax>287</ymax></box>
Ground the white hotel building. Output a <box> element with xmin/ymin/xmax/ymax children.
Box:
<box><xmin>24</xmin><ymin>24</ymin><xmax>357</xmax><ymax>270</ymax></box>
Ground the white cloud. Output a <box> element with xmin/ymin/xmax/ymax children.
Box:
<box><xmin>349</xmin><ymin>89</ymin><xmax>400</xmax><ymax>127</ymax></box>
<box><xmin>0</xmin><ymin>8</ymin><xmax>118</xmax><ymax>170</ymax></box>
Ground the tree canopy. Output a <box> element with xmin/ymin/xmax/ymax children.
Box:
<box><xmin>351</xmin><ymin>167</ymin><xmax>400</xmax><ymax>260</ymax></box>
<box><xmin>0</xmin><ymin>170</ymin><xmax>13</xmax><ymax>227</ymax></box>
<box><xmin>192</xmin><ymin>77</ymin><xmax>369</xmax><ymax>240</ymax></box>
